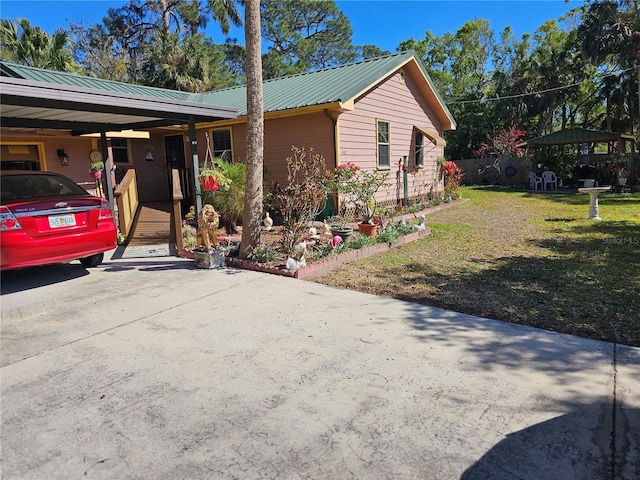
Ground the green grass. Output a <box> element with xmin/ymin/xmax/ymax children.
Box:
<box><xmin>312</xmin><ymin>187</ymin><xmax>640</xmax><ymax>346</ymax></box>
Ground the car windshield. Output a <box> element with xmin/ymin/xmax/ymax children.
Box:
<box><xmin>1</xmin><ymin>173</ymin><xmax>90</xmax><ymax>202</ymax></box>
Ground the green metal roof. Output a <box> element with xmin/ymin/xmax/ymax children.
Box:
<box><xmin>1</xmin><ymin>51</ymin><xmax>456</xmax><ymax>129</ymax></box>
<box><xmin>1</xmin><ymin>62</ymin><xmax>193</xmax><ymax>101</ymax></box>
<box><xmin>201</xmin><ymin>51</ymin><xmax>455</xmax><ymax>127</ymax></box>
<box><xmin>523</xmin><ymin>128</ymin><xmax>634</xmax><ymax>146</ymax></box>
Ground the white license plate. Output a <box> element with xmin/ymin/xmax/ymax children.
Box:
<box><xmin>48</xmin><ymin>213</ymin><xmax>76</xmax><ymax>228</ymax></box>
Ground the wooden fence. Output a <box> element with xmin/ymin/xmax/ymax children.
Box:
<box><xmin>456</xmin><ymin>157</ymin><xmax>531</xmax><ymax>186</ymax></box>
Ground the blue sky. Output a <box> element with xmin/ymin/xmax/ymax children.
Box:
<box><xmin>0</xmin><ymin>0</ymin><xmax>581</xmax><ymax>53</ymax></box>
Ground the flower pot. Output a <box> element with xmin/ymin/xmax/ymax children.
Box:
<box><xmin>201</xmin><ymin>175</ymin><xmax>219</xmax><ymax>191</ymax></box>
<box><xmin>358</xmin><ymin>223</ymin><xmax>378</xmax><ymax>239</ymax></box>
<box><xmin>331</xmin><ymin>227</ymin><xmax>354</xmax><ymax>243</ymax></box>
<box><xmin>90</xmin><ymin>170</ymin><xmax>102</xmax><ymax>179</ymax></box>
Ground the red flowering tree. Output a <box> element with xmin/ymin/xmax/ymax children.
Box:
<box><xmin>472</xmin><ymin>126</ymin><xmax>526</xmax><ymax>184</ymax></box>
<box><xmin>473</xmin><ymin>125</ymin><xmax>527</xmax><ymax>159</ymax></box>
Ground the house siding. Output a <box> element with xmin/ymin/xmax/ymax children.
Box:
<box><xmin>222</xmin><ymin>112</ymin><xmax>336</xmax><ymax>192</ymax></box>
<box><xmin>338</xmin><ymin>69</ymin><xmax>445</xmax><ymax>206</ymax></box>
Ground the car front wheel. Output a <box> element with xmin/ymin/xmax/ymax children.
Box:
<box><xmin>80</xmin><ymin>253</ymin><xmax>104</xmax><ymax>268</ymax></box>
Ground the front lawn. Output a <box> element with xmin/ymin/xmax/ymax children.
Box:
<box><xmin>311</xmin><ymin>187</ymin><xmax>640</xmax><ymax>347</ymax></box>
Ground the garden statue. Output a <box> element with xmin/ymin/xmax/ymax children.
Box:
<box><xmin>413</xmin><ymin>215</ymin><xmax>426</xmax><ymax>231</ymax></box>
<box><xmin>196</xmin><ymin>204</ymin><xmax>220</xmax><ymax>251</ymax></box>
<box><xmin>263</xmin><ymin>211</ymin><xmax>274</xmax><ymax>230</ymax></box>
<box><xmin>286</xmin><ymin>241</ymin><xmax>307</xmax><ymax>270</ymax></box>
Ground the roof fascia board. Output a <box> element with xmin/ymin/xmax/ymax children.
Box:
<box><xmin>195</xmin><ymin>101</ymin><xmax>350</xmax><ymax>129</ymax></box>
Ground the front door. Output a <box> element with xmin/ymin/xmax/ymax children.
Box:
<box><xmin>164</xmin><ymin>135</ymin><xmax>191</xmax><ymax>214</ymax></box>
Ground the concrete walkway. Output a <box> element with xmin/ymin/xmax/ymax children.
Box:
<box><xmin>1</xmin><ymin>251</ymin><xmax>638</xmax><ymax>479</ymax></box>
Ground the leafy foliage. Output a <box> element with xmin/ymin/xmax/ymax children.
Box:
<box><xmin>202</xmin><ymin>160</ymin><xmax>246</xmax><ymax>234</ymax></box>
<box><xmin>331</xmin><ymin>162</ymin><xmax>390</xmax><ymax>224</ymax></box>
<box><xmin>0</xmin><ymin>18</ymin><xmax>79</xmax><ymax>71</ymax></box>
<box><xmin>260</xmin><ymin>0</ymin><xmax>358</xmax><ymax>79</ymax></box>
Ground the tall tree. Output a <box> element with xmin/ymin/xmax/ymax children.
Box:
<box><xmin>260</xmin><ymin>0</ymin><xmax>357</xmax><ymax>79</ymax></box>
<box><xmin>240</xmin><ymin>0</ymin><xmax>264</xmax><ymax>257</ymax></box>
<box><xmin>578</xmin><ymin>0</ymin><xmax>640</xmax><ymax>137</ymax></box>
<box><xmin>71</xmin><ymin>0</ymin><xmax>242</xmax><ymax>89</ymax></box>
<box><xmin>0</xmin><ymin>18</ymin><xmax>79</xmax><ymax>71</ymax></box>
<box><xmin>402</xmin><ymin>20</ymin><xmax>496</xmax><ymax>159</ymax></box>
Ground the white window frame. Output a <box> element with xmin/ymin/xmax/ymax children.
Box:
<box><xmin>376</xmin><ymin>120</ymin><xmax>390</xmax><ymax>169</ymax></box>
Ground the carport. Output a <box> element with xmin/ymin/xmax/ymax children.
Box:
<box><xmin>0</xmin><ymin>62</ymin><xmax>237</xmax><ymax>215</ymax></box>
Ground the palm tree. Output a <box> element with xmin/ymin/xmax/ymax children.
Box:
<box><xmin>0</xmin><ymin>18</ymin><xmax>77</xmax><ymax>71</ymax></box>
<box><xmin>239</xmin><ymin>0</ymin><xmax>264</xmax><ymax>257</ymax></box>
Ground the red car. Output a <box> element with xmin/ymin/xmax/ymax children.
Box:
<box><xmin>1</xmin><ymin>170</ymin><xmax>117</xmax><ymax>271</ymax></box>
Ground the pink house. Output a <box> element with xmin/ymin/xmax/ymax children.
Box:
<box><xmin>198</xmin><ymin>50</ymin><xmax>456</xmax><ymax>212</ymax></box>
<box><xmin>1</xmin><ymin>51</ymin><xmax>455</xmax><ymax>222</ymax></box>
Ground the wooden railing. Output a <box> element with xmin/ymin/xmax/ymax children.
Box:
<box><xmin>113</xmin><ymin>169</ymin><xmax>138</xmax><ymax>240</ymax></box>
<box><xmin>172</xmin><ymin>169</ymin><xmax>184</xmax><ymax>253</ymax></box>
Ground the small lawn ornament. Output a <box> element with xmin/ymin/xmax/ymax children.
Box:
<box><xmin>263</xmin><ymin>211</ymin><xmax>273</xmax><ymax>230</ymax></box>
<box><xmin>413</xmin><ymin>215</ymin><xmax>426</xmax><ymax>232</ymax></box>
<box><xmin>286</xmin><ymin>241</ymin><xmax>307</xmax><ymax>271</ymax></box>
<box><xmin>320</xmin><ymin>220</ymin><xmax>332</xmax><ymax>235</ymax></box>
<box><xmin>330</xmin><ymin>235</ymin><xmax>343</xmax><ymax>249</ymax></box>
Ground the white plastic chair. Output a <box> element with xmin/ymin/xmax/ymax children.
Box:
<box><xmin>541</xmin><ymin>171</ymin><xmax>558</xmax><ymax>190</ymax></box>
<box><xmin>528</xmin><ymin>171</ymin><xmax>542</xmax><ymax>191</ymax></box>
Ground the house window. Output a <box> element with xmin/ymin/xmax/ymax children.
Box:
<box><xmin>1</xmin><ymin>143</ymin><xmax>42</xmax><ymax>170</ymax></box>
<box><xmin>100</xmin><ymin>139</ymin><xmax>131</xmax><ymax>165</ymax></box>
<box><xmin>414</xmin><ymin>131</ymin><xmax>424</xmax><ymax>168</ymax></box>
<box><xmin>212</xmin><ymin>129</ymin><xmax>232</xmax><ymax>162</ymax></box>
<box><xmin>377</xmin><ymin>120</ymin><xmax>390</xmax><ymax>169</ymax></box>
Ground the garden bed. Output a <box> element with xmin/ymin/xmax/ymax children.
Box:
<box><xmin>226</xmin><ymin>227</ymin><xmax>432</xmax><ymax>279</ymax></box>
<box><xmin>180</xmin><ymin>199</ymin><xmax>466</xmax><ymax>279</ymax></box>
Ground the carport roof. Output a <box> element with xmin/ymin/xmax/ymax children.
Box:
<box><xmin>0</xmin><ymin>61</ymin><xmax>237</xmax><ymax>134</ymax></box>
<box><xmin>520</xmin><ymin>128</ymin><xmax>635</xmax><ymax>147</ymax></box>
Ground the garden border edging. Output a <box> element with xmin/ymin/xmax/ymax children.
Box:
<box><xmin>225</xmin><ymin>227</ymin><xmax>432</xmax><ymax>279</ymax></box>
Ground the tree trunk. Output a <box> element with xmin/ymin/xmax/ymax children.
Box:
<box><xmin>240</xmin><ymin>0</ymin><xmax>264</xmax><ymax>257</ymax></box>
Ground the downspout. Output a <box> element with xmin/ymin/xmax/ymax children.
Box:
<box><xmin>324</xmin><ymin>109</ymin><xmax>339</xmax><ymax>217</ymax></box>
<box><xmin>403</xmin><ymin>155</ymin><xmax>409</xmax><ymax>206</ymax></box>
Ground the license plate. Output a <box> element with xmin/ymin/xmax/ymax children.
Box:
<box><xmin>48</xmin><ymin>213</ymin><xmax>76</xmax><ymax>228</ymax></box>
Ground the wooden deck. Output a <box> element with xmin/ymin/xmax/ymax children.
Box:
<box><xmin>126</xmin><ymin>202</ymin><xmax>174</xmax><ymax>246</ymax></box>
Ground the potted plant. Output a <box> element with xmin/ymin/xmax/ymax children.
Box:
<box><xmin>331</xmin><ymin>162</ymin><xmax>390</xmax><ymax>238</ymax></box>
<box><xmin>199</xmin><ymin>166</ymin><xmax>227</xmax><ymax>192</ymax></box>
<box><xmin>201</xmin><ymin>161</ymin><xmax>244</xmax><ymax>234</ymax></box>
<box><xmin>90</xmin><ymin>161</ymin><xmax>104</xmax><ymax>179</ymax></box>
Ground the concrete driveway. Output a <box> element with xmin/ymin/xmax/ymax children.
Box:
<box><xmin>1</xmin><ymin>249</ymin><xmax>638</xmax><ymax>479</ymax></box>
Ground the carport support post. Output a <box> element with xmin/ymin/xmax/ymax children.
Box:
<box><xmin>100</xmin><ymin>132</ymin><xmax>116</xmax><ymax>219</ymax></box>
<box><xmin>189</xmin><ymin>118</ymin><xmax>202</xmax><ymax>213</ymax></box>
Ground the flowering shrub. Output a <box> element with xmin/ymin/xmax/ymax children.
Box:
<box><xmin>184</xmin><ymin>205</ymin><xmax>196</xmax><ymax>222</ymax></box>
<box><xmin>442</xmin><ymin>160</ymin><xmax>465</xmax><ymax>198</ymax></box>
<box><xmin>331</xmin><ymin>162</ymin><xmax>390</xmax><ymax>224</ymax></box>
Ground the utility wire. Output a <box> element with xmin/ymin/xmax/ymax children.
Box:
<box><xmin>447</xmin><ymin>66</ymin><xmax>636</xmax><ymax>105</ymax></box>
